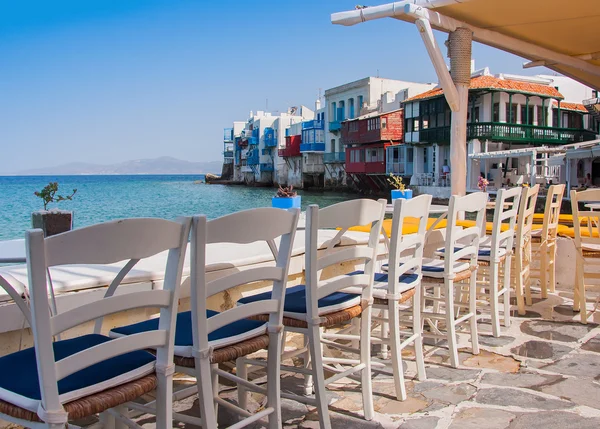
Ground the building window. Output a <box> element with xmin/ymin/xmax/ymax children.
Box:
<box><xmin>382</xmin><ymin>117</ymin><xmax>387</xmax><ymax>129</ymax></box>
<box><xmin>358</xmin><ymin>95</ymin><xmax>364</xmax><ymax>112</ymax></box>
<box><xmin>521</xmin><ymin>105</ymin><xmax>534</xmax><ymax>125</ymax></box>
<box><xmin>331</xmin><ymin>138</ymin><xmax>336</xmax><ymax>152</ymax></box>
<box><xmin>349</xmin><ymin>98</ymin><xmax>355</xmax><ymax>119</ymax></box>
<box><xmin>349</xmin><ymin>121</ymin><xmax>359</xmax><ymax>132</ymax></box>
<box><xmin>493</xmin><ymin>103</ymin><xmax>500</xmax><ymax>122</ymax></box>
<box><xmin>537</xmin><ymin>105</ymin><xmax>545</xmax><ymax>126</ymax></box>
<box><xmin>367</xmin><ymin>118</ymin><xmax>381</xmax><ymax>131</ymax></box>
<box><xmin>331</xmin><ymin>102</ymin><xmax>336</xmax><ymax>120</ymax></box>
<box><xmin>339</xmin><ymin>100</ymin><xmax>345</xmax><ymax>121</ymax></box>
<box><xmin>505</xmin><ymin>103</ymin><xmax>518</xmax><ymax>123</ymax></box>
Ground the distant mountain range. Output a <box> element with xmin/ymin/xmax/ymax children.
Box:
<box><xmin>13</xmin><ymin>156</ymin><xmax>222</xmax><ymax>175</ymax></box>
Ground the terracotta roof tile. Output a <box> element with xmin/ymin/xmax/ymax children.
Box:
<box><xmin>551</xmin><ymin>101</ymin><xmax>588</xmax><ymax>113</ymax></box>
<box><xmin>404</xmin><ymin>75</ymin><xmax>564</xmax><ymax>102</ymax></box>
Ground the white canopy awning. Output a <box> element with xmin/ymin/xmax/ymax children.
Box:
<box><xmin>469</xmin><ymin>146</ymin><xmax>563</xmax><ymax>160</ymax></box>
<box><xmin>332</xmin><ymin>0</ymin><xmax>600</xmax><ymax>90</ymax></box>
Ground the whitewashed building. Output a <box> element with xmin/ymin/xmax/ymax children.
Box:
<box><xmin>324</xmin><ymin>77</ymin><xmax>436</xmax><ymax>188</ymax></box>
<box><xmin>393</xmin><ymin>68</ymin><xmax>600</xmax><ymax>197</ymax></box>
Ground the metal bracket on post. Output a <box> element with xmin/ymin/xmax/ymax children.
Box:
<box><xmin>414</xmin><ymin>17</ymin><xmax>459</xmax><ymax>112</ymax></box>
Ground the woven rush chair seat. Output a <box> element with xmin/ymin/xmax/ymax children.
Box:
<box><xmin>111</xmin><ymin>310</ymin><xmax>269</xmax><ymax>365</ymax></box>
<box><xmin>435</xmin><ymin>246</ymin><xmax>508</xmax><ymax>266</ymax></box>
<box><xmin>0</xmin><ymin>375</ymin><xmax>157</xmax><ymax>423</ymax></box>
<box><xmin>0</xmin><ymin>334</ymin><xmax>158</xmax><ymax>422</ymax></box>
<box><xmin>421</xmin><ymin>258</ymin><xmax>473</xmax><ymax>283</ymax></box>
<box><xmin>582</xmin><ymin>244</ymin><xmax>600</xmax><ymax>258</ymax></box>
<box><xmin>174</xmin><ymin>335</ymin><xmax>271</xmax><ymax>367</ymax></box>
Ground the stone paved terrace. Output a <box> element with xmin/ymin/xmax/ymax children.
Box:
<box><xmin>130</xmin><ymin>285</ymin><xmax>600</xmax><ymax>429</ymax></box>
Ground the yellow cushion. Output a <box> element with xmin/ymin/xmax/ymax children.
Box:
<box><xmin>557</xmin><ymin>225</ymin><xmax>598</xmax><ymax>238</ymax></box>
<box><xmin>455</xmin><ymin>220</ymin><xmax>512</xmax><ymax>233</ymax></box>
<box><xmin>347</xmin><ymin>218</ymin><xmax>448</xmax><ymax>238</ymax></box>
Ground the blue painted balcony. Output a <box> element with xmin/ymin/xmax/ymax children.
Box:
<box><xmin>249</xmin><ymin>137</ymin><xmax>258</xmax><ymax>145</ymax></box>
<box><xmin>300</xmin><ymin>143</ymin><xmax>325</xmax><ymax>153</ymax></box>
<box><xmin>223</xmin><ymin>150</ymin><xmax>234</xmax><ymax>158</ymax></box>
<box><xmin>260</xmin><ymin>163</ymin><xmax>274</xmax><ymax>172</ymax></box>
<box><xmin>252</xmin><ymin>128</ymin><xmax>259</xmax><ymax>138</ymax></box>
<box><xmin>323</xmin><ymin>152</ymin><xmax>346</xmax><ymax>163</ymax></box>
<box><xmin>302</xmin><ymin>120</ymin><xmax>324</xmax><ymax>130</ymax></box>
<box><xmin>264</xmin><ymin>128</ymin><xmax>277</xmax><ymax>147</ymax></box>
<box><xmin>329</xmin><ymin>121</ymin><xmax>341</xmax><ymax>132</ymax></box>
<box><xmin>223</xmin><ymin>128</ymin><xmax>234</xmax><ymax>142</ymax></box>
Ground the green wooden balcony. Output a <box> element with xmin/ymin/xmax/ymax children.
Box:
<box><xmin>418</xmin><ymin>123</ymin><xmax>597</xmax><ymax>145</ymax></box>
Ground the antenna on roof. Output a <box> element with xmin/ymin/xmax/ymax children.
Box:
<box><xmin>377</xmin><ymin>69</ymin><xmax>380</xmax><ymax>78</ymax></box>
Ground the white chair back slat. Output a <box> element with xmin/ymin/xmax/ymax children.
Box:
<box><xmin>305</xmin><ymin>199</ymin><xmax>386</xmax><ymax>319</ymax></box>
<box><xmin>53</xmin><ymin>290</ymin><xmax>172</xmax><ymax>336</ymax></box>
<box><xmin>191</xmin><ymin>208</ymin><xmax>299</xmax><ymax>357</ymax></box>
<box><xmin>388</xmin><ymin>195</ymin><xmax>431</xmax><ymax>290</ymax></box>
<box><xmin>316</xmin><ymin>247</ymin><xmax>375</xmax><ymax>272</ymax></box>
<box><xmin>44</xmin><ymin>218</ymin><xmax>185</xmax><ymax>267</ymax></box>
<box><xmin>55</xmin><ymin>331</ymin><xmax>168</xmax><ymax>380</ymax></box>
<box><xmin>207</xmin><ymin>267</ymin><xmax>285</xmax><ymax>298</ymax></box>
<box><xmin>318</xmin><ymin>199</ymin><xmax>386</xmax><ymax>230</ymax></box>
<box><xmin>542</xmin><ymin>184</ymin><xmax>565</xmax><ymax>238</ymax></box>
<box><xmin>25</xmin><ymin>216</ymin><xmax>191</xmax><ymax>417</ymax></box>
<box><xmin>206</xmin><ymin>300</ymin><xmax>280</xmax><ymax>334</ymax></box>
<box><xmin>317</xmin><ymin>274</ymin><xmax>371</xmax><ymax>300</ymax></box>
<box><xmin>490</xmin><ymin>187</ymin><xmax>522</xmax><ymax>258</ymax></box>
<box><xmin>206</xmin><ymin>208</ymin><xmax>298</xmax><ymax>244</ymax></box>
<box><xmin>572</xmin><ymin>189</ymin><xmax>600</xmax><ymax>248</ymax></box>
<box><xmin>445</xmin><ymin>192</ymin><xmax>488</xmax><ymax>269</ymax></box>
<box><xmin>516</xmin><ymin>185</ymin><xmax>540</xmax><ymax>248</ymax></box>
<box><xmin>94</xmin><ymin>258</ymin><xmax>140</xmax><ymax>333</ymax></box>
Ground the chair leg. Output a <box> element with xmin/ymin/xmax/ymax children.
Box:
<box><xmin>388</xmin><ymin>301</ymin><xmax>406</xmax><ymax>401</ymax></box>
<box><xmin>212</xmin><ymin>364</ymin><xmax>219</xmax><ymax>417</ymax></box>
<box><xmin>195</xmin><ymin>357</ymin><xmax>218</xmax><ymax>429</ymax></box>
<box><xmin>307</xmin><ymin>325</ymin><xmax>332</xmax><ymax>429</ymax></box>
<box><xmin>380</xmin><ymin>308</ymin><xmax>389</xmax><ymax>359</ymax></box>
<box><xmin>360</xmin><ymin>310</ymin><xmax>375</xmax><ymax>420</ymax></box>
<box><xmin>100</xmin><ymin>411</ymin><xmax>116</xmax><ymax>429</ymax></box>
<box><xmin>302</xmin><ymin>333</ymin><xmax>313</xmax><ymax>396</ymax></box>
<box><xmin>114</xmin><ymin>405</ymin><xmax>128</xmax><ymax>429</ymax></box>
<box><xmin>502</xmin><ymin>257</ymin><xmax>512</xmax><ymax>328</ymax></box>
<box><xmin>577</xmin><ymin>255</ymin><xmax>588</xmax><ymax>324</ymax></box>
<box><xmin>573</xmin><ymin>255</ymin><xmax>581</xmax><ymax>312</ymax></box>
<box><xmin>540</xmin><ymin>243</ymin><xmax>548</xmax><ymax>299</ymax></box>
<box><xmin>469</xmin><ymin>272</ymin><xmax>480</xmax><ymax>356</ymax></box>
<box><xmin>413</xmin><ymin>285</ymin><xmax>426</xmax><ymax>382</ymax></box>
<box><xmin>236</xmin><ymin>357</ymin><xmax>248</xmax><ymax>411</ymax></box>
<box><xmin>549</xmin><ymin>243</ymin><xmax>557</xmax><ymax>293</ymax></box>
<box><xmin>351</xmin><ymin>318</ymin><xmax>360</xmax><ymax>349</ymax></box>
<box><xmin>489</xmin><ymin>262</ymin><xmax>501</xmax><ymax>338</ymax></box>
<box><xmin>266</xmin><ymin>330</ymin><xmax>283</xmax><ymax>429</ymax></box>
<box><xmin>445</xmin><ymin>279</ymin><xmax>459</xmax><ymax>368</ymax></box>
<box><xmin>154</xmin><ymin>366</ymin><xmax>173</xmax><ymax>429</ymax></box>
<box><xmin>514</xmin><ymin>255</ymin><xmax>526</xmax><ymax>316</ymax></box>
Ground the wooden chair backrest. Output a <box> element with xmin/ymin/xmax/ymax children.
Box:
<box><xmin>445</xmin><ymin>192</ymin><xmax>488</xmax><ymax>271</ymax></box>
<box><xmin>570</xmin><ymin>188</ymin><xmax>600</xmax><ymax>250</ymax></box>
<box><xmin>26</xmin><ymin>217</ymin><xmax>191</xmax><ymax>417</ymax></box>
<box><xmin>489</xmin><ymin>187</ymin><xmax>522</xmax><ymax>260</ymax></box>
<box><xmin>305</xmin><ymin>199</ymin><xmax>386</xmax><ymax>319</ymax></box>
<box><xmin>541</xmin><ymin>184</ymin><xmax>565</xmax><ymax>242</ymax></box>
<box><xmin>388</xmin><ymin>195</ymin><xmax>432</xmax><ymax>295</ymax></box>
<box><xmin>191</xmin><ymin>208</ymin><xmax>299</xmax><ymax>352</ymax></box>
<box><xmin>515</xmin><ymin>184</ymin><xmax>540</xmax><ymax>252</ymax></box>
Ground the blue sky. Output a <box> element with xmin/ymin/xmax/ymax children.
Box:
<box><xmin>0</xmin><ymin>0</ymin><xmax>551</xmax><ymax>172</ymax></box>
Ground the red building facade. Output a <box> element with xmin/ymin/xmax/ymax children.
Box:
<box><xmin>342</xmin><ymin>109</ymin><xmax>404</xmax><ymax>176</ymax></box>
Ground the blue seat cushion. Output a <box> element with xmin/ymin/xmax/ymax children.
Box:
<box><xmin>421</xmin><ymin>258</ymin><xmax>471</xmax><ymax>279</ymax></box>
<box><xmin>238</xmin><ymin>284</ymin><xmax>361</xmax><ymax>320</ymax></box>
<box><xmin>0</xmin><ymin>334</ymin><xmax>155</xmax><ymax>412</ymax></box>
<box><xmin>110</xmin><ymin>311</ymin><xmax>267</xmax><ymax>358</ymax></box>
<box><xmin>435</xmin><ymin>246</ymin><xmax>506</xmax><ymax>262</ymax></box>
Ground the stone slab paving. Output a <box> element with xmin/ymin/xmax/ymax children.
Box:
<box><xmin>127</xmin><ymin>287</ymin><xmax>600</xmax><ymax>429</ymax></box>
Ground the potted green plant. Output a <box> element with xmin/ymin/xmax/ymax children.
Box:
<box><xmin>272</xmin><ymin>185</ymin><xmax>301</xmax><ymax>209</ymax></box>
<box><xmin>388</xmin><ymin>174</ymin><xmax>412</xmax><ymax>200</ymax></box>
<box><xmin>32</xmin><ymin>182</ymin><xmax>77</xmax><ymax>237</ymax></box>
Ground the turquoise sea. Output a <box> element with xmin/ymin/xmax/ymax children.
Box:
<box><xmin>0</xmin><ymin>175</ymin><xmax>358</xmax><ymax>241</ymax></box>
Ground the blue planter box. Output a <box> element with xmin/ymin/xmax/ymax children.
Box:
<box><xmin>391</xmin><ymin>190</ymin><xmax>413</xmax><ymax>200</ymax></box>
<box><xmin>272</xmin><ymin>196</ymin><xmax>301</xmax><ymax>209</ymax></box>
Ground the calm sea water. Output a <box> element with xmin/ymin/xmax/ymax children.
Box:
<box><xmin>0</xmin><ymin>175</ymin><xmax>358</xmax><ymax>241</ymax></box>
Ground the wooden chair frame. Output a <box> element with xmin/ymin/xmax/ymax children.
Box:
<box><xmin>1</xmin><ymin>217</ymin><xmax>191</xmax><ymax>429</ymax></box>
<box><xmin>371</xmin><ymin>195</ymin><xmax>431</xmax><ymax>401</ymax></box>
<box><xmin>478</xmin><ymin>187</ymin><xmax>521</xmax><ymax>337</ymax></box>
<box><xmin>421</xmin><ymin>192</ymin><xmax>487</xmax><ymax>368</ymax></box>
<box><xmin>570</xmin><ymin>188</ymin><xmax>600</xmax><ymax>324</ymax></box>
<box><xmin>513</xmin><ymin>184</ymin><xmax>540</xmax><ymax>315</ymax></box>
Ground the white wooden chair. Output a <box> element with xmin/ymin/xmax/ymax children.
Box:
<box><xmin>532</xmin><ymin>184</ymin><xmax>565</xmax><ymax>298</ymax></box>
<box><xmin>421</xmin><ymin>192</ymin><xmax>487</xmax><ymax>368</ymax></box>
<box><xmin>477</xmin><ymin>187</ymin><xmax>521</xmax><ymax>337</ymax></box>
<box><xmin>111</xmin><ymin>208</ymin><xmax>299</xmax><ymax>428</ymax></box>
<box><xmin>237</xmin><ymin>199</ymin><xmax>386</xmax><ymax>428</ymax></box>
<box><xmin>0</xmin><ymin>217</ymin><xmax>191</xmax><ymax>429</ymax></box>
<box><xmin>570</xmin><ymin>189</ymin><xmax>600</xmax><ymax>324</ymax></box>
<box><xmin>513</xmin><ymin>184</ymin><xmax>540</xmax><ymax>315</ymax></box>
<box><xmin>369</xmin><ymin>195</ymin><xmax>431</xmax><ymax>401</ymax></box>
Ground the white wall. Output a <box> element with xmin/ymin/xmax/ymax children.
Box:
<box><xmin>537</xmin><ymin>75</ymin><xmax>596</xmax><ymax>103</ymax></box>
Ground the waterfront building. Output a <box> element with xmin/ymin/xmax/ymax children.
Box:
<box><xmin>392</xmin><ymin>67</ymin><xmax>600</xmax><ymax>197</ymax></box>
<box><xmin>278</xmin><ymin>107</ymin><xmax>326</xmax><ymax>189</ymax></box>
<box><xmin>324</xmin><ymin>77</ymin><xmax>436</xmax><ymax>188</ymax></box>
<box><xmin>232</xmin><ymin>107</ymin><xmax>313</xmax><ymax>185</ymax></box>
<box><xmin>342</xmin><ymin>108</ymin><xmax>404</xmax><ymax>193</ymax></box>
